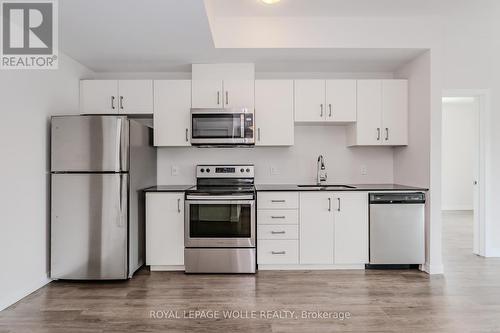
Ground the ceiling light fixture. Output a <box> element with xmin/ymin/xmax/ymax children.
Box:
<box><xmin>261</xmin><ymin>0</ymin><xmax>281</xmax><ymax>4</ymax></box>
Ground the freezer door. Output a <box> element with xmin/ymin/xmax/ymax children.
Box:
<box><xmin>51</xmin><ymin>116</ymin><xmax>129</xmax><ymax>172</ymax></box>
<box><xmin>51</xmin><ymin>173</ymin><xmax>128</xmax><ymax>279</ymax></box>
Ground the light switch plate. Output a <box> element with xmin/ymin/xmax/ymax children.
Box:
<box><xmin>270</xmin><ymin>166</ymin><xmax>280</xmax><ymax>175</ymax></box>
<box><xmin>361</xmin><ymin>165</ymin><xmax>367</xmax><ymax>175</ymax></box>
<box><xmin>171</xmin><ymin>165</ymin><xmax>179</xmax><ymax>176</ymax></box>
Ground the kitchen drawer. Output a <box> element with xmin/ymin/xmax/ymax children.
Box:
<box><xmin>258</xmin><ymin>240</ymin><xmax>299</xmax><ymax>264</ymax></box>
<box><xmin>257</xmin><ymin>192</ymin><xmax>299</xmax><ymax>209</ymax></box>
<box><xmin>258</xmin><ymin>225</ymin><xmax>299</xmax><ymax>240</ymax></box>
<box><xmin>257</xmin><ymin>210</ymin><xmax>298</xmax><ymax>225</ymax></box>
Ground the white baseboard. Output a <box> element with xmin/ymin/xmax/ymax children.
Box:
<box><xmin>485</xmin><ymin>248</ymin><xmax>500</xmax><ymax>257</ymax></box>
<box><xmin>258</xmin><ymin>264</ymin><xmax>365</xmax><ymax>271</ymax></box>
<box><xmin>441</xmin><ymin>205</ymin><xmax>473</xmax><ymax>211</ymax></box>
<box><xmin>0</xmin><ymin>277</ymin><xmax>51</xmax><ymax>312</ymax></box>
<box><xmin>421</xmin><ymin>263</ymin><xmax>444</xmax><ymax>275</ymax></box>
<box><xmin>150</xmin><ymin>265</ymin><xmax>185</xmax><ymax>271</ymax></box>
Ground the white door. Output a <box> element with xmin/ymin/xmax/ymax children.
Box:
<box><xmin>154</xmin><ymin>80</ymin><xmax>191</xmax><ymax>147</ymax></box>
<box><xmin>146</xmin><ymin>192</ymin><xmax>184</xmax><ymax>266</ymax></box>
<box><xmin>117</xmin><ymin>80</ymin><xmax>153</xmax><ymax>114</ymax></box>
<box><xmin>192</xmin><ymin>79</ymin><xmax>223</xmax><ymax>108</ymax></box>
<box><xmin>299</xmin><ymin>192</ymin><xmax>335</xmax><ymax>264</ymax></box>
<box><xmin>333</xmin><ymin>192</ymin><xmax>369</xmax><ymax>264</ymax></box>
<box><xmin>223</xmin><ymin>79</ymin><xmax>255</xmax><ymax>109</ymax></box>
<box><xmin>80</xmin><ymin>80</ymin><xmax>118</xmax><ymax>114</ymax></box>
<box><xmin>325</xmin><ymin>80</ymin><xmax>357</xmax><ymax>122</ymax></box>
<box><xmin>255</xmin><ymin>80</ymin><xmax>294</xmax><ymax>146</ymax></box>
<box><xmin>382</xmin><ymin>80</ymin><xmax>408</xmax><ymax>145</ymax></box>
<box><xmin>356</xmin><ymin>80</ymin><xmax>383</xmax><ymax>145</ymax></box>
<box><xmin>294</xmin><ymin>80</ymin><xmax>326</xmax><ymax>122</ymax></box>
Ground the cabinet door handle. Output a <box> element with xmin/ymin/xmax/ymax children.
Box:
<box><xmin>119</xmin><ymin>96</ymin><xmax>124</xmax><ymax>110</ymax></box>
<box><xmin>385</xmin><ymin>128</ymin><xmax>389</xmax><ymax>141</ymax></box>
<box><xmin>271</xmin><ymin>251</ymin><xmax>286</xmax><ymax>255</ymax></box>
<box><xmin>225</xmin><ymin>91</ymin><xmax>229</xmax><ymax>105</ymax></box>
<box><xmin>185</xmin><ymin>128</ymin><xmax>189</xmax><ymax>142</ymax></box>
<box><xmin>329</xmin><ymin>104</ymin><xmax>332</xmax><ymax>117</ymax></box>
<box><xmin>111</xmin><ymin>96</ymin><xmax>115</xmax><ymax>109</ymax></box>
<box><xmin>320</xmin><ymin>104</ymin><xmax>324</xmax><ymax>117</ymax></box>
<box><xmin>328</xmin><ymin>197</ymin><xmax>332</xmax><ymax>211</ymax></box>
<box><xmin>337</xmin><ymin>198</ymin><xmax>341</xmax><ymax>212</ymax></box>
<box><xmin>217</xmin><ymin>91</ymin><xmax>220</xmax><ymax>105</ymax></box>
<box><xmin>271</xmin><ymin>200</ymin><xmax>286</xmax><ymax>203</ymax></box>
<box><xmin>258</xmin><ymin>128</ymin><xmax>261</xmax><ymax>141</ymax></box>
<box><xmin>271</xmin><ymin>231</ymin><xmax>286</xmax><ymax>235</ymax></box>
<box><xmin>177</xmin><ymin>198</ymin><xmax>181</xmax><ymax>213</ymax></box>
<box><xmin>271</xmin><ymin>216</ymin><xmax>286</xmax><ymax>219</ymax></box>
<box><xmin>377</xmin><ymin>128</ymin><xmax>381</xmax><ymax>141</ymax></box>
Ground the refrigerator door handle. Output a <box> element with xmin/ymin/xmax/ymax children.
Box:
<box><xmin>116</xmin><ymin>118</ymin><xmax>122</xmax><ymax>172</ymax></box>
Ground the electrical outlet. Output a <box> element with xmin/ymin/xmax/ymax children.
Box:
<box><xmin>171</xmin><ymin>165</ymin><xmax>179</xmax><ymax>176</ymax></box>
<box><xmin>270</xmin><ymin>166</ymin><xmax>280</xmax><ymax>175</ymax></box>
<box><xmin>361</xmin><ymin>165</ymin><xmax>368</xmax><ymax>176</ymax></box>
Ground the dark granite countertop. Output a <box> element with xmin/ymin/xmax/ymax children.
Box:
<box><xmin>255</xmin><ymin>184</ymin><xmax>428</xmax><ymax>192</ymax></box>
<box><xmin>143</xmin><ymin>185</ymin><xmax>194</xmax><ymax>192</ymax></box>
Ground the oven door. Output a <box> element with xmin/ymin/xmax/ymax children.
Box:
<box><xmin>185</xmin><ymin>199</ymin><xmax>256</xmax><ymax>248</ymax></box>
<box><xmin>191</xmin><ymin>109</ymin><xmax>254</xmax><ymax>145</ymax></box>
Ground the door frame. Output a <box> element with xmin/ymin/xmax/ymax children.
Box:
<box><xmin>442</xmin><ymin>89</ymin><xmax>491</xmax><ymax>257</ymax></box>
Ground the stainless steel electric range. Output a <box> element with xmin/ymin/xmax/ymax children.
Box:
<box><xmin>184</xmin><ymin>165</ymin><xmax>256</xmax><ymax>273</ymax></box>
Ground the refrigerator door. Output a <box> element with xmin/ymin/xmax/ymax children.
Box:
<box><xmin>51</xmin><ymin>173</ymin><xmax>128</xmax><ymax>279</ymax></box>
<box><xmin>51</xmin><ymin>116</ymin><xmax>129</xmax><ymax>172</ymax></box>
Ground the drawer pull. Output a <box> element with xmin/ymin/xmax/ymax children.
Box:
<box><xmin>271</xmin><ymin>231</ymin><xmax>286</xmax><ymax>234</ymax></box>
<box><xmin>271</xmin><ymin>216</ymin><xmax>286</xmax><ymax>219</ymax></box>
<box><xmin>271</xmin><ymin>251</ymin><xmax>286</xmax><ymax>255</ymax></box>
<box><xmin>271</xmin><ymin>200</ymin><xmax>286</xmax><ymax>203</ymax></box>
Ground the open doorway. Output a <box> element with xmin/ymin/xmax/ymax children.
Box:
<box><xmin>441</xmin><ymin>90</ymin><xmax>489</xmax><ymax>258</ymax></box>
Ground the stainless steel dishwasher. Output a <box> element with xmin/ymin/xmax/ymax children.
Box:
<box><xmin>369</xmin><ymin>192</ymin><xmax>425</xmax><ymax>265</ymax></box>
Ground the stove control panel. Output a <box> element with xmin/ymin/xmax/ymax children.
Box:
<box><xmin>196</xmin><ymin>165</ymin><xmax>254</xmax><ymax>178</ymax></box>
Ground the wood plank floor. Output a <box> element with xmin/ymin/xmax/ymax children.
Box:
<box><xmin>2</xmin><ymin>211</ymin><xmax>500</xmax><ymax>332</ymax></box>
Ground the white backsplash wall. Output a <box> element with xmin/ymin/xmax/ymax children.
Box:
<box><xmin>157</xmin><ymin>125</ymin><xmax>394</xmax><ymax>185</ymax></box>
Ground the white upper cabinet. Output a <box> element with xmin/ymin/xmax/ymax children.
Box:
<box><xmin>325</xmin><ymin>80</ymin><xmax>357</xmax><ymax>122</ymax></box>
<box><xmin>294</xmin><ymin>80</ymin><xmax>325</xmax><ymax>122</ymax></box>
<box><xmin>347</xmin><ymin>79</ymin><xmax>408</xmax><ymax>146</ymax></box>
<box><xmin>191</xmin><ymin>79</ymin><xmax>223</xmax><ymax>108</ymax></box>
<box><xmin>295</xmin><ymin>80</ymin><xmax>357</xmax><ymax>123</ymax></box>
<box><xmin>117</xmin><ymin>80</ymin><xmax>153</xmax><ymax>114</ymax></box>
<box><xmin>299</xmin><ymin>192</ymin><xmax>335</xmax><ymax>264</ymax></box>
<box><xmin>223</xmin><ymin>79</ymin><xmax>255</xmax><ymax>109</ymax></box>
<box><xmin>333</xmin><ymin>192</ymin><xmax>369</xmax><ymax>265</ymax></box>
<box><xmin>382</xmin><ymin>80</ymin><xmax>408</xmax><ymax>145</ymax></box>
<box><xmin>154</xmin><ymin>80</ymin><xmax>191</xmax><ymax>147</ymax></box>
<box><xmin>255</xmin><ymin>80</ymin><xmax>294</xmax><ymax>146</ymax></box>
<box><xmin>191</xmin><ymin>64</ymin><xmax>255</xmax><ymax>109</ymax></box>
<box><xmin>80</xmin><ymin>80</ymin><xmax>153</xmax><ymax>115</ymax></box>
<box><xmin>80</xmin><ymin>80</ymin><xmax>119</xmax><ymax>114</ymax></box>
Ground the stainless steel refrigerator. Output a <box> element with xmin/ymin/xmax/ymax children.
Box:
<box><xmin>50</xmin><ymin>115</ymin><xmax>156</xmax><ymax>280</ymax></box>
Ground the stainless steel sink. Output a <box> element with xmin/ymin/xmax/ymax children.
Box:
<box><xmin>297</xmin><ymin>184</ymin><xmax>357</xmax><ymax>189</ymax></box>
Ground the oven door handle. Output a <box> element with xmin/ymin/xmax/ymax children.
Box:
<box><xmin>185</xmin><ymin>195</ymin><xmax>254</xmax><ymax>201</ymax></box>
<box><xmin>185</xmin><ymin>199</ymin><xmax>255</xmax><ymax>205</ymax></box>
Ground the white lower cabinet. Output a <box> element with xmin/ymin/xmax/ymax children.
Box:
<box><xmin>258</xmin><ymin>240</ymin><xmax>299</xmax><ymax>265</ymax></box>
<box><xmin>299</xmin><ymin>192</ymin><xmax>335</xmax><ymax>264</ymax></box>
<box><xmin>299</xmin><ymin>191</ymin><xmax>368</xmax><ymax>266</ymax></box>
<box><xmin>257</xmin><ymin>192</ymin><xmax>299</xmax><ymax>266</ymax></box>
<box><xmin>146</xmin><ymin>192</ymin><xmax>184</xmax><ymax>270</ymax></box>
<box><xmin>333</xmin><ymin>192</ymin><xmax>369</xmax><ymax>264</ymax></box>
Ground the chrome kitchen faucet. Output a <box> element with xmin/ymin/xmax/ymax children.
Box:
<box><xmin>317</xmin><ymin>155</ymin><xmax>328</xmax><ymax>185</ymax></box>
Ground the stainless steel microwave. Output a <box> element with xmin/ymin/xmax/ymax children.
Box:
<box><xmin>190</xmin><ymin>108</ymin><xmax>255</xmax><ymax>146</ymax></box>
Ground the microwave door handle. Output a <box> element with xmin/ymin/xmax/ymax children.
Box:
<box><xmin>240</xmin><ymin>114</ymin><xmax>244</xmax><ymax>138</ymax></box>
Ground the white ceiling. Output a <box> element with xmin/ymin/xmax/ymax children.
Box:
<box><xmin>60</xmin><ymin>0</ymin><xmax>428</xmax><ymax>72</ymax></box>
